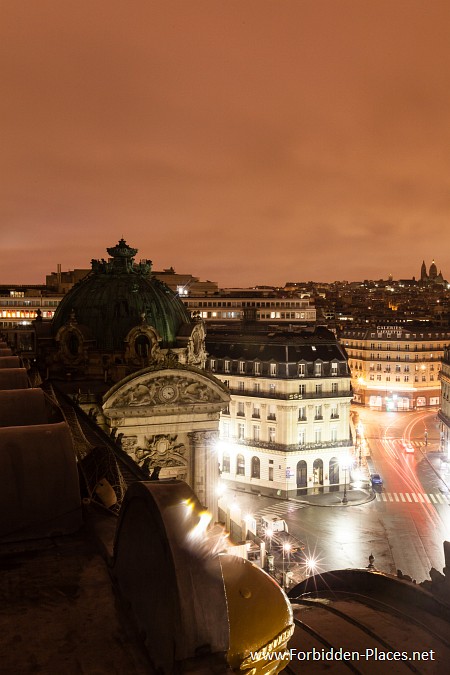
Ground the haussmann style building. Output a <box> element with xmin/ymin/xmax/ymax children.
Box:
<box><xmin>206</xmin><ymin>324</ymin><xmax>353</xmax><ymax>498</ymax></box>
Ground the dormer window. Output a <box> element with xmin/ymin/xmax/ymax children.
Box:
<box><xmin>298</xmin><ymin>363</ymin><xmax>306</xmax><ymax>377</ymax></box>
<box><xmin>270</xmin><ymin>363</ymin><xmax>277</xmax><ymax>376</ymax></box>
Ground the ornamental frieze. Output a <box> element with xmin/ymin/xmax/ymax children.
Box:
<box><xmin>112</xmin><ymin>375</ymin><xmax>223</xmax><ymax>407</ymax></box>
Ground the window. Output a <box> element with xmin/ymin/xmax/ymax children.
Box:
<box><xmin>314</xmin><ymin>362</ymin><xmax>322</xmax><ymax>376</ymax></box>
<box><xmin>224</xmin><ymin>360</ymin><xmax>230</xmax><ymax>373</ymax></box>
<box><xmin>331</xmin><ymin>406</ymin><xmax>338</xmax><ymax>419</ymax></box>
<box><xmin>270</xmin><ymin>363</ymin><xmax>277</xmax><ymax>376</ymax></box>
<box><xmin>268</xmin><ymin>427</ymin><xmax>276</xmax><ymax>443</ymax></box>
<box><xmin>331</xmin><ymin>382</ymin><xmax>338</xmax><ymax>394</ymax></box>
<box><xmin>238</xmin><ymin>423</ymin><xmax>245</xmax><ymax>439</ymax></box>
<box><xmin>222</xmin><ymin>422</ymin><xmax>230</xmax><ymax>438</ymax></box>
<box><xmin>251</xmin><ymin>456</ymin><xmax>260</xmax><ymax>479</ymax></box>
<box><xmin>314</xmin><ymin>428</ymin><xmax>322</xmax><ymax>443</ymax></box>
<box><xmin>315</xmin><ymin>383</ymin><xmax>322</xmax><ymax>395</ymax></box>
<box><xmin>331</xmin><ymin>362</ymin><xmax>338</xmax><ymax>376</ymax></box>
<box><xmin>210</xmin><ymin>359</ymin><xmax>216</xmax><ymax>371</ymax></box>
<box><xmin>269</xmin><ymin>383</ymin><xmax>276</xmax><ymax>394</ymax></box>
<box><xmin>404</xmin><ymin>375</ymin><xmax>409</xmax><ymax>382</ymax></box>
<box><xmin>377</xmin><ymin>374</ymin><xmax>381</xmax><ymax>381</ymax></box>
<box><xmin>253</xmin><ymin>382</ymin><xmax>260</xmax><ymax>393</ymax></box>
<box><xmin>253</xmin><ymin>426</ymin><xmax>260</xmax><ymax>441</ymax></box>
<box><xmin>222</xmin><ymin>453</ymin><xmax>230</xmax><ymax>473</ymax></box>
<box><xmin>237</xmin><ymin>402</ymin><xmax>245</xmax><ymax>417</ymax></box>
<box><xmin>269</xmin><ymin>466</ymin><xmax>274</xmax><ymax>481</ymax></box>
<box><xmin>268</xmin><ymin>404</ymin><xmax>276</xmax><ymax>420</ymax></box>
<box><xmin>236</xmin><ymin>454</ymin><xmax>245</xmax><ymax>475</ymax></box>
<box><xmin>298</xmin><ymin>363</ymin><xmax>306</xmax><ymax>377</ymax></box>
<box><xmin>238</xmin><ymin>381</ymin><xmax>245</xmax><ymax>392</ymax></box>
<box><xmin>298</xmin><ymin>429</ymin><xmax>305</xmax><ymax>445</ymax></box>
<box><xmin>330</xmin><ymin>428</ymin><xmax>338</xmax><ymax>442</ymax></box>
<box><xmin>252</xmin><ymin>404</ymin><xmax>260</xmax><ymax>418</ymax></box>
<box><xmin>254</xmin><ymin>361</ymin><xmax>260</xmax><ymax>375</ymax></box>
<box><xmin>239</xmin><ymin>361</ymin><xmax>245</xmax><ymax>374</ymax></box>
<box><xmin>298</xmin><ymin>406</ymin><xmax>306</xmax><ymax>421</ymax></box>
<box><xmin>315</xmin><ymin>405</ymin><xmax>323</xmax><ymax>420</ymax></box>
<box><xmin>299</xmin><ymin>384</ymin><xmax>306</xmax><ymax>395</ymax></box>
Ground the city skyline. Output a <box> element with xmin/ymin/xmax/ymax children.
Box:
<box><xmin>2</xmin><ymin>1</ymin><xmax>450</xmax><ymax>286</ymax></box>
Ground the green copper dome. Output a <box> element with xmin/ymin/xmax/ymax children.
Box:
<box><xmin>52</xmin><ymin>239</ymin><xmax>192</xmax><ymax>350</ymax></box>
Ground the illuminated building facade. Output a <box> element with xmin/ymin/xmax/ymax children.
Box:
<box><xmin>0</xmin><ymin>287</ymin><xmax>60</xmax><ymax>329</ymax></box>
<box><xmin>206</xmin><ymin>326</ymin><xmax>353</xmax><ymax>497</ymax></box>
<box><xmin>439</xmin><ymin>347</ymin><xmax>450</xmax><ymax>455</ymax></box>
<box><xmin>342</xmin><ymin>324</ymin><xmax>450</xmax><ymax>410</ymax></box>
<box><xmin>184</xmin><ymin>290</ymin><xmax>316</xmax><ymax>324</ymax></box>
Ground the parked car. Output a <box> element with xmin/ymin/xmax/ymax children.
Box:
<box><xmin>371</xmin><ymin>473</ymin><xmax>383</xmax><ymax>488</ymax></box>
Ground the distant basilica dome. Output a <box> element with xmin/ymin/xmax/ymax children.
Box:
<box><xmin>52</xmin><ymin>239</ymin><xmax>191</xmax><ymax>351</ymax></box>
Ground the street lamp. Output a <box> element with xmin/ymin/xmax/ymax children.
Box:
<box><xmin>282</xmin><ymin>542</ymin><xmax>292</xmax><ymax>589</ymax></box>
<box><xmin>340</xmin><ymin>455</ymin><xmax>351</xmax><ymax>505</ymax></box>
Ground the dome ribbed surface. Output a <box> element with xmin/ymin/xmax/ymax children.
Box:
<box><xmin>51</xmin><ymin>239</ymin><xmax>191</xmax><ymax>350</ymax></box>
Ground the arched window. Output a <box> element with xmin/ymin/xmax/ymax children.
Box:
<box><xmin>222</xmin><ymin>453</ymin><xmax>230</xmax><ymax>473</ymax></box>
<box><xmin>313</xmin><ymin>458</ymin><xmax>323</xmax><ymax>485</ymax></box>
<box><xmin>251</xmin><ymin>456</ymin><xmax>260</xmax><ymax>479</ymax></box>
<box><xmin>135</xmin><ymin>334</ymin><xmax>150</xmax><ymax>357</ymax></box>
<box><xmin>329</xmin><ymin>457</ymin><xmax>339</xmax><ymax>485</ymax></box>
<box><xmin>67</xmin><ymin>332</ymin><xmax>79</xmax><ymax>356</ymax></box>
<box><xmin>236</xmin><ymin>454</ymin><xmax>245</xmax><ymax>476</ymax></box>
<box><xmin>296</xmin><ymin>460</ymin><xmax>307</xmax><ymax>488</ymax></box>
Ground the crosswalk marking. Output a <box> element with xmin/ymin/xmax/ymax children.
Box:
<box><xmin>253</xmin><ymin>502</ymin><xmax>306</xmax><ymax>523</ymax></box>
<box><xmin>375</xmin><ymin>491</ymin><xmax>449</xmax><ymax>505</ymax></box>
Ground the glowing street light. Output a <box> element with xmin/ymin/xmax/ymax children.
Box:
<box><xmin>340</xmin><ymin>455</ymin><xmax>352</xmax><ymax>505</ymax></box>
<box><xmin>282</xmin><ymin>542</ymin><xmax>292</xmax><ymax>589</ymax></box>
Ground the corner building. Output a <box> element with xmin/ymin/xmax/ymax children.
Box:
<box><xmin>206</xmin><ymin>325</ymin><xmax>353</xmax><ymax>497</ymax></box>
<box><xmin>341</xmin><ymin>323</ymin><xmax>449</xmax><ymax>410</ymax></box>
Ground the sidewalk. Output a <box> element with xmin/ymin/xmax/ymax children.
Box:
<box><xmin>289</xmin><ymin>487</ymin><xmax>375</xmax><ymax>507</ymax></box>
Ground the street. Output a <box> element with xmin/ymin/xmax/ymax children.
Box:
<box><xmin>224</xmin><ymin>408</ymin><xmax>450</xmax><ymax>584</ymax></box>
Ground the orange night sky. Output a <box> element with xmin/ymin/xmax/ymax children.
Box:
<box><xmin>1</xmin><ymin>0</ymin><xmax>450</xmax><ymax>286</ymax></box>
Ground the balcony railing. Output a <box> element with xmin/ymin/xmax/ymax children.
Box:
<box><xmin>227</xmin><ymin>387</ymin><xmax>352</xmax><ymax>401</ymax></box>
<box><xmin>223</xmin><ymin>436</ymin><xmax>353</xmax><ymax>453</ymax></box>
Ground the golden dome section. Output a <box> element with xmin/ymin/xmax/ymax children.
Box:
<box><xmin>220</xmin><ymin>554</ymin><xmax>294</xmax><ymax>673</ymax></box>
